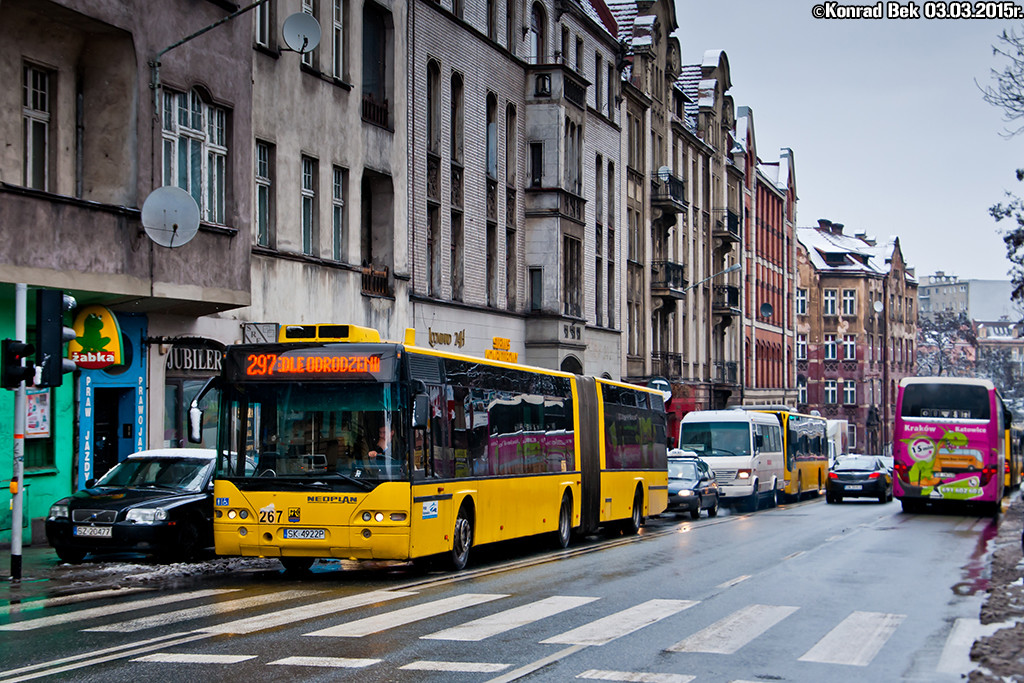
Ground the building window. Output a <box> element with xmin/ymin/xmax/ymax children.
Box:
<box><xmin>332</xmin><ymin>166</ymin><xmax>347</xmax><ymax>261</ymax></box>
<box><xmin>255</xmin><ymin>140</ymin><xmax>274</xmax><ymax>247</ymax></box>
<box><xmin>596</xmin><ymin>225</ymin><xmax>604</xmax><ymax>327</ymax></box>
<box><xmin>487</xmin><ymin>223</ymin><xmax>498</xmax><ymax>306</ymax></box>
<box><xmin>607</xmin><ymin>63</ymin><xmax>616</xmax><ymax>123</ymax></box>
<box><xmin>162</xmin><ymin>88</ymin><xmax>228</xmax><ymax>224</ymax></box>
<box><xmin>255</xmin><ymin>0</ymin><xmax>271</xmax><ymax>47</ymax></box>
<box><xmin>301</xmin><ymin>156</ymin><xmax>318</xmax><ymax>255</ymax></box>
<box><xmin>487</xmin><ymin>0</ymin><xmax>497</xmax><ymax>40</ymax></box>
<box><xmin>796</xmin><ymin>333</ymin><xmax>807</xmax><ymax>361</ymax></box>
<box><xmin>796</xmin><ymin>288</ymin><xmax>807</xmax><ymax>315</ymax></box>
<box><xmin>607</xmin><ymin>226</ymin><xmax>615</xmax><ymax>329</ymax></box>
<box><xmin>842</xmin><ymin>289</ymin><xmax>857</xmax><ymax>316</ymax></box>
<box><xmin>848</xmin><ymin>424</ymin><xmax>857</xmax><ymax>448</ymax></box>
<box><xmin>301</xmin><ymin>0</ymin><xmax>317</xmax><ymax>68</ymax></box>
<box><xmin>451</xmin><ymin>211</ymin><xmax>463</xmax><ymax>301</ymax></box>
<box><xmin>529</xmin><ymin>142</ymin><xmax>543</xmax><ymax>186</ymax></box>
<box><xmin>530</xmin><ymin>267</ymin><xmax>542</xmax><ymax>310</ymax></box>
<box><xmin>563</xmin><ymin>235</ymin><xmax>582</xmax><ymax>317</ymax></box>
<box><xmin>594</xmin><ymin>53</ymin><xmax>603</xmax><ymax>113</ymax></box>
<box><xmin>843</xmin><ymin>380</ymin><xmax>856</xmax><ymax>405</ymax></box>
<box><xmin>486</xmin><ymin>93</ymin><xmax>498</xmax><ymax>180</ymax></box>
<box><xmin>823</xmin><ymin>289</ymin><xmax>837</xmax><ymax>316</ymax></box>
<box><xmin>333</xmin><ymin>0</ymin><xmax>345</xmax><ymax>79</ymax></box>
<box><xmin>506</xmin><ymin>0</ymin><xmax>515</xmax><ymax>54</ymax></box>
<box><xmin>428</xmin><ymin>206</ymin><xmax>441</xmax><ymax>296</ymax></box>
<box><xmin>529</xmin><ymin>3</ymin><xmax>546</xmax><ymax>64</ymax></box>
<box><xmin>506</xmin><ymin>227</ymin><xmax>517</xmax><ymax>310</ymax></box>
<box><xmin>427</xmin><ymin>60</ymin><xmax>440</xmax><ymax>155</ymax></box>
<box><xmin>824</xmin><ymin>334</ymin><xmax>837</xmax><ymax>360</ymax></box>
<box><xmin>843</xmin><ymin>335</ymin><xmax>856</xmax><ymax>361</ymax></box>
<box><xmin>362</xmin><ymin>2</ymin><xmax>391</xmax><ymax>126</ymax></box>
<box><xmin>825</xmin><ymin>379</ymin><xmax>837</xmax><ymax>404</ymax></box>
<box><xmin>575</xmin><ymin>36</ymin><xmax>584</xmax><ymax>73</ymax></box>
<box><xmin>798</xmin><ymin>378</ymin><xmax>807</xmax><ymax>405</ymax></box>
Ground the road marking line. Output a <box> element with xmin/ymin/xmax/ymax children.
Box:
<box><xmin>576</xmin><ymin>670</ymin><xmax>695</xmax><ymax>682</ymax></box>
<box><xmin>267</xmin><ymin>656</ymin><xmax>380</xmax><ymax>668</ymax></box>
<box><xmin>0</xmin><ymin>589</ymin><xmax>239</xmax><ymax>631</ymax></box>
<box><xmin>401</xmin><ymin>660</ymin><xmax>511</xmax><ymax>673</ymax></box>
<box><xmin>422</xmin><ymin>595</ymin><xmax>599</xmax><ymax>641</ymax></box>
<box><xmin>131</xmin><ymin>653</ymin><xmax>255</xmax><ymax>664</ymax></box>
<box><xmin>782</xmin><ymin>551</ymin><xmax>804</xmax><ymax>561</ymax></box>
<box><xmin>84</xmin><ymin>589</ymin><xmax>320</xmax><ymax>632</ymax></box>
<box><xmin>198</xmin><ymin>589</ymin><xmax>418</xmax><ymax>635</ymax></box>
<box><xmin>1</xmin><ymin>587</ymin><xmax>154</xmax><ymax>616</ymax></box>
<box><xmin>541</xmin><ymin>599</ymin><xmax>698</xmax><ymax>646</ymax></box>
<box><xmin>799</xmin><ymin>611</ymin><xmax>905</xmax><ymax>666</ymax></box>
<box><xmin>666</xmin><ymin>604</ymin><xmax>798</xmax><ymax>654</ymax></box>
<box><xmin>306</xmin><ymin>593</ymin><xmax>507</xmax><ymax>637</ymax></box>
<box><xmin>715</xmin><ymin>575</ymin><xmax>750</xmax><ymax>589</ymax></box>
<box><xmin>484</xmin><ymin>645</ymin><xmax>588</xmax><ymax>683</ymax></box>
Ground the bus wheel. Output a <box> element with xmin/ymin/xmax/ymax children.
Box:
<box><xmin>770</xmin><ymin>485</ymin><xmax>781</xmax><ymax>508</ymax></box>
<box><xmin>449</xmin><ymin>505</ymin><xmax>473</xmax><ymax>571</ymax></box>
<box><xmin>625</xmin><ymin>489</ymin><xmax>643</xmax><ymax>535</ymax></box>
<box><xmin>745</xmin><ymin>483</ymin><xmax>760</xmax><ymax>512</ymax></box>
<box><xmin>554</xmin><ymin>493</ymin><xmax>572</xmax><ymax>549</ymax></box>
<box><xmin>280</xmin><ymin>557</ymin><xmax>315</xmax><ymax>574</ymax></box>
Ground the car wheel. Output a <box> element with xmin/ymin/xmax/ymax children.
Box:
<box><xmin>280</xmin><ymin>557</ymin><xmax>315</xmax><ymax>574</ymax></box>
<box><xmin>690</xmin><ymin>499</ymin><xmax>702</xmax><ymax>520</ymax></box>
<box><xmin>746</xmin><ymin>482</ymin><xmax>760</xmax><ymax>512</ymax></box>
<box><xmin>54</xmin><ymin>546</ymin><xmax>87</xmax><ymax>564</ymax></box>
<box><xmin>707</xmin><ymin>495</ymin><xmax>719</xmax><ymax>518</ymax></box>
<box><xmin>826</xmin><ymin>493</ymin><xmax>835</xmax><ymax>504</ymax></box>
<box><xmin>448</xmin><ymin>504</ymin><xmax>473</xmax><ymax>571</ymax></box>
<box><xmin>554</xmin><ymin>493</ymin><xmax>572</xmax><ymax>549</ymax></box>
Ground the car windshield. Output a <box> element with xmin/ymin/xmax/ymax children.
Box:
<box><xmin>678</xmin><ymin>422</ymin><xmax>750</xmax><ymax>457</ymax></box>
<box><xmin>834</xmin><ymin>458</ymin><xmax>878</xmax><ymax>472</ymax></box>
<box><xmin>668</xmin><ymin>460</ymin><xmax>700</xmax><ymax>480</ymax></box>
<box><xmin>95</xmin><ymin>457</ymin><xmax>213</xmax><ymax>492</ymax></box>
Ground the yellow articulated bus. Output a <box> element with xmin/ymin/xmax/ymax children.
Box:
<box><xmin>1005</xmin><ymin>417</ymin><xmax>1022</xmax><ymax>491</ymax></box>
<box><xmin>747</xmin><ymin>406</ymin><xmax>828</xmax><ymax>502</ymax></box>
<box><xmin>194</xmin><ymin>324</ymin><xmax>667</xmax><ymax>573</ymax></box>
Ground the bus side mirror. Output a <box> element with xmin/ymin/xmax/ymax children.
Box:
<box><xmin>412</xmin><ymin>394</ymin><xmax>429</xmax><ymax>429</ymax></box>
<box><xmin>188</xmin><ymin>405</ymin><xmax>203</xmax><ymax>443</ymax></box>
<box><xmin>755</xmin><ymin>434</ymin><xmax>764</xmax><ymax>449</ymax></box>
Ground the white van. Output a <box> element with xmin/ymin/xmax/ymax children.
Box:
<box><xmin>678</xmin><ymin>409</ymin><xmax>785</xmax><ymax>511</ymax></box>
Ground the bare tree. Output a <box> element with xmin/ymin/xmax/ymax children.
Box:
<box><xmin>916</xmin><ymin>311</ymin><xmax>977</xmax><ymax>376</ymax></box>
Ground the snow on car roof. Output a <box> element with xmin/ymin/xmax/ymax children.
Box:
<box><xmin>125</xmin><ymin>448</ymin><xmax>216</xmax><ymax>461</ymax></box>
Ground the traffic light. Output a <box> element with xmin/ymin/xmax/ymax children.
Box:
<box><xmin>2</xmin><ymin>339</ymin><xmax>35</xmax><ymax>389</ymax></box>
<box><xmin>35</xmin><ymin>289</ymin><xmax>77</xmax><ymax>388</ymax></box>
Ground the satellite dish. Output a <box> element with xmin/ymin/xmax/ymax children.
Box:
<box><xmin>282</xmin><ymin>12</ymin><xmax>321</xmax><ymax>54</ymax></box>
<box><xmin>873</xmin><ymin>300</ymin><xmax>884</xmax><ymax>313</ymax></box>
<box><xmin>141</xmin><ymin>186</ymin><xmax>200</xmax><ymax>248</ymax></box>
<box><xmin>759</xmin><ymin>302</ymin><xmax>774</xmax><ymax>318</ymax></box>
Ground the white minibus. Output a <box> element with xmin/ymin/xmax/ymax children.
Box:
<box><xmin>678</xmin><ymin>409</ymin><xmax>785</xmax><ymax>511</ymax></box>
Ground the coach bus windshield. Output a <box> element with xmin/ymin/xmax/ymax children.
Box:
<box><xmin>678</xmin><ymin>422</ymin><xmax>750</xmax><ymax>457</ymax></box>
<box><xmin>900</xmin><ymin>383</ymin><xmax>990</xmax><ymax>420</ymax></box>
<box><xmin>218</xmin><ymin>381</ymin><xmax>406</xmax><ymax>484</ymax></box>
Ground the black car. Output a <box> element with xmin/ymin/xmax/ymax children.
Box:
<box><xmin>45</xmin><ymin>449</ymin><xmax>216</xmax><ymax>563</ymax></box>
<box><xmin>667</xmin><ymin>453</ymin><xmax>720</xmax><ymax>519</ymax></box>
<box><xmin>826</xmin><ymin>455</ymin><xmax>893</xmax><ymax>504</ymax></box>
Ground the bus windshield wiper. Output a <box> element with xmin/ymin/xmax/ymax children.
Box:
<box><xmin>317</xmin><ymin>473</ymin><xmax>375</xmax><ymax>490</ymax></box>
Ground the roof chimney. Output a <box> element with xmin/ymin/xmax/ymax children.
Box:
<box><xmin>817</xmin><ymin>218</ymin><xmax>832</xmax><ymax>231</ymax></box>
<box><xmin>831</xmin><ymin>223</ymin><xmax>844</xmax><ymax>235</ymax></box>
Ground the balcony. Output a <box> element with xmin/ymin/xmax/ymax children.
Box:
<box><xmin>651</xmin><ymin>169</ymin><xmax>687</xmax><ymax>215</ymax></box>
<box><xmin>361</xmin><ymin>264</ymin><xmax>391</xmax><ymax>297</ymax></box>
<box><xmin>651</xmin><ymin>260</ymin><xmax>687</xmax><ymax>300</ymax></box>
<box><xmin>713</xmin><ymin>209</ymin><xmax>740</xmax><ymax>244</ymax></box>
<box><xmin>652</xmin><ymin>352</ymin><xmax>683</xmax><ymax>379</ymax></box>
<box><xmin>362</xmin><ymin>93</ymin><xmax>389</xmax><ymax>128</ymax></box>
<box><xmin>714</xmin><ymin>361</ymin><xmax>738</xmax><ymax>385</ymax></box>
<box><xmin>712</xmin><ymin>284</ymin><xmax>740</xmax><ymax>318</ymax></box>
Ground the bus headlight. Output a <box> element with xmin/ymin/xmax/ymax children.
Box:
<box><xmin>374</xmin><ymin>512</ymin><xmax>385</xmax><ymax>522</ymax></box>
<box><xmin>362</xmin><ymin>511</ymin><xmax>372</xmax><ymax>522</ymax></box>
<box><xmin>737</xmin><ymin>469</ymin><xmax>752</xmax><ymax>479</ymax></box>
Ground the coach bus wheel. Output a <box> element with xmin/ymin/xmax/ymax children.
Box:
<box><xmin>624</xmin><ymin>489</ymin><xmax>643</xmax><ymax>535</ymax></box>
<box><xmin>554</xmin><ymin>493</ymin><xmax>572</xmax><ymax>549</ymax></box>
<box><xmin>280</xmin><ymin>557</ymin><xmax>315</xmax><ymax>574</ymax></box>
<box><xmin>449</xmin><ymin>505</ymin><xmax>473</xmax><ymax>571</ymax></box>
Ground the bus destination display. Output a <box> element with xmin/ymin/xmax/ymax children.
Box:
<box><xmin>227</xmin><ymin>346</ymin><xmax>392</xmax><ymax>381</ymax></box>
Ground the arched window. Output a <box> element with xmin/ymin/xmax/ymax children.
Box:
<box><xmin>529</xmin><ymin>3</ymin><xmax>545</xmax><ymax>64</ymax></box>
<box><xmin>426</xmin><ymin>60</ymin><xmax>440</xmax><ymax>154</ymax></box>
<box><xmin>486</xmin><ymin>93</ymin><xmax>498</xmax><ymax>180</ymax></box>
<box><xmin>450</xmin><ymin>72</ymin><xmax>464</xmax><ymax>164</ymax></box>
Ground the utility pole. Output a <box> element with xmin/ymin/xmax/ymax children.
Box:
<box><xmin>10</xmin><ymin>283</ymin><xmax>27</xmax><ymax>583</ymax></box>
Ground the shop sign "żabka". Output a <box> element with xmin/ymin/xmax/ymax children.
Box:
<box><xmin>68</xmin><ymin>305</ymin><xmax>124</xmax><ymax>369</ymax></box>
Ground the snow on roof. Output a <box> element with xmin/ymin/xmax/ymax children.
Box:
<box><xmin>582</xmin><ymin>0</ymin><xmax>619</xmax><ymax>39</ymax></box>
<box><xmin>797</xmin><ymin>226</ymin><xmax>889</xmax><ymax>276</ymax></box>
<box><xmin>698</xmin><ymin>78</ymin><xmax>717</xmax><ymax>108</ymax></box>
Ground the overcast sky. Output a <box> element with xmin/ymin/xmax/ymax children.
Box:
<box><xmin>676</xmin><ymin>0</ymin><xmax>1023</xmax><ymax>281</ymax></box>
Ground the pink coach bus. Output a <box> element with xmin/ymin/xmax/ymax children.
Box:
<box><xmin>894</xmin><ymin>377</ymin><xmax>1005</xmax><ymax>516</ymax></box>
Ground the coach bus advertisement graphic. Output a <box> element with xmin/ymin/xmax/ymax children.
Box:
<box><xmin>895</xmin><ymin>425</ymin><xmax>992</xmax><ymax>498</ymax></box>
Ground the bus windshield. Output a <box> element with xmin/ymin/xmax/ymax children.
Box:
<box><xmin>900</xmin><ymin>383</ymin><xmax>990</xmax><ymax>420</ymax></box>
<box><xmin>678</xmin><ymin>422</ymin><xmax>750</xmax><ymax>457</ymax></box>
<box><xmin>219</xmin><ymin>381</ymin><xmax>406</xmax><ymax>484</ymax></box>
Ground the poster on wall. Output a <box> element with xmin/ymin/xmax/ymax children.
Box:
<box><xmin>25</xmin><ymin>389</ymin><xmax>51</xmax><ymax>438</ymax></box>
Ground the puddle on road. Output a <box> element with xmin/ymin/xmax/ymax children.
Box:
<box><xmin>952</xmin><ymin>518</ymin><xmax>999</xmax><ymax>596</ymax></box>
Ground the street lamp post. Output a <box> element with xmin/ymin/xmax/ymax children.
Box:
<box><xmin>685</xmin><ymin>262</ymin><xmax>741</xmax><ymax>292</ymax></box>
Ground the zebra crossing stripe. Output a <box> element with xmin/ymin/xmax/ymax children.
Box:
<box><xmin>305</xmin><ymin>593</ymin><xmax>508</xmax><ymax>637</ymax></box>
<box><xmin>665</xmin><ymin>604</ymin><xmax>798</xmax><ymax>654</ymax></box>
<box><xmin>798</xmin><ymin>611</ymin><xmax>905</xmax><ymax>666</ymax></box>
<box><xmin>131</xmin><ymin>653</ymin><xmax>256</xmax><ymax>664</ymax></box>
<box><xmin>0</xmin><ymin>589</ymin><xmax>240</xmax><ymax>631</ymax></box>
<box><xmin>1</xmin><ymin>587</ymin><xmax>154</xmax><ymax>616</ymax></box>
<box><xmin>83</xmin><ymin>589</ymin><xmax>321</xmax><ymax>633</ymax></box>
<box><xmin>422</xmin><ymin>595</ymin><xmax>599</xmax><ymax>641</ymax></box>
<box><xmin>198</xmin><ymin>590</ymin><xmax>418</xmax><ymax>635</ymax></box>
<box><xmin>541</xmin><ymin>599</ymin><xmax>698</xmax><ymax>646</ymax></box>
<box><xmin>576</xmin><ymin>670</ymin><xmax>695</xmax><ymax>682</ymax></box>
<box><xmin>268</xmin><ymin>656</ymin><xmax>381</xmax><ymax>668</ymax></box>
<box><xmin>400</xmin><ymin>660</ymin><xmax>511</xmax><ymax>673</ymax></box>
